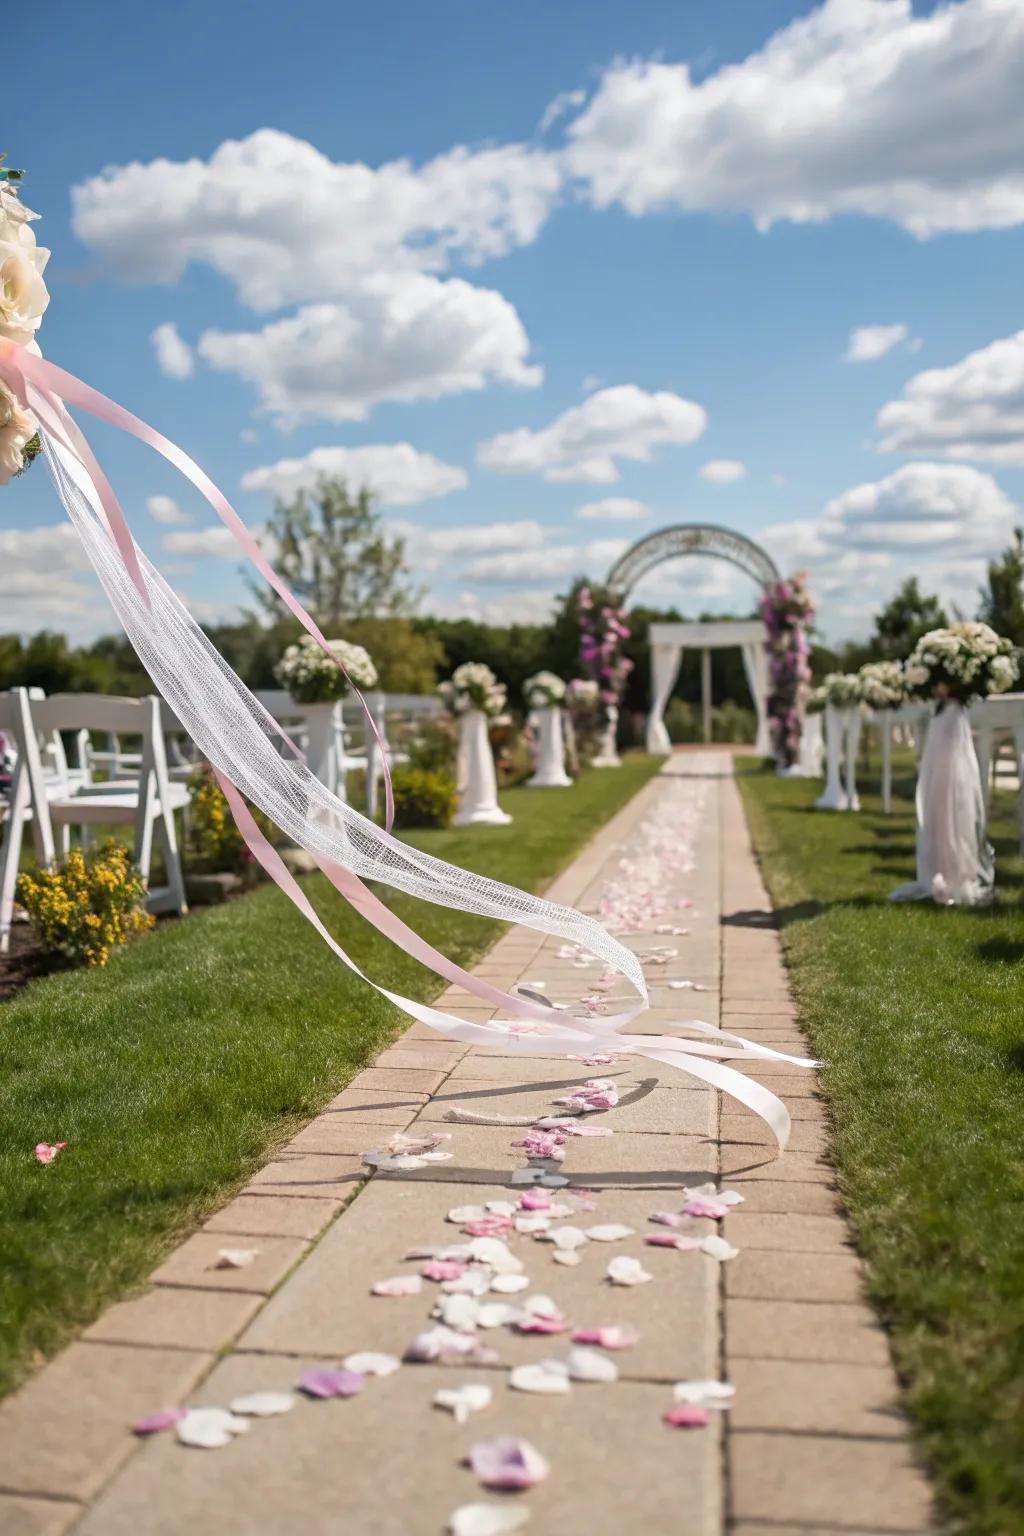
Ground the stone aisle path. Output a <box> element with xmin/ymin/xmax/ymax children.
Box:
<box><xmin>0</xmin><ymin>754</ymin><xmax>933</xmax><ymax>1536</ymax></box>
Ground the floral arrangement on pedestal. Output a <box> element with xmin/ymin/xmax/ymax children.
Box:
<box><xmin>438</xmin><ymin>661</ymin><xmax>507</xmax><ymax>718</ymax></box>
<box><xmin>858</xmin><ymin>660</ymin><xmax>906</xmax><ymax>711</ymax></box>
<box><xmin>523</xmin><ymin>671</ymin><xmax>566</xmax><ymax>710</ymax></box>
<box><xmin>902</xmin><ymin>623</ymin><xmax>1018</xmax><ymax>705</ymax></box>
<box><xmin>0</xmin><ymin>159</ymin><xmax>48</xmax><ymax>485</ymax></box>
<box><xmin>275</xmin><ymin>635</ymin><xmax>378</xmax><ymax>703</ymax></box>
<box><xmin>577</xmin><ymin>588</ymin><xmax>633</xmax><ymax>717</ymax></box>
<box><xmin>822</xmin><ymin>671</ymin><xmax>865</xmax><ymax>708</ymax></box>
<box><xmin>757</xmin><ymin>572</ymin><xmax>814</xmax><ymax>770</ymax></box>
<box><xmin>805</xmin><ymin>685</ymin><xmax>827</xmax><ymax>715</ymax></box>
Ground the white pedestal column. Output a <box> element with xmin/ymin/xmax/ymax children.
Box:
<box><xmin>592</xmin><ymin>704</ymin><xmax>621</xmax><ymax>768</ymax></box>
<box><xmin>528</xmin><ymin>706</ymin><xmax>572</xmax><ymax>787</ymax></box>
<box><xmin>843</xmin><ymin>707</ymin><xmax>862</xmax><ymax>812</ymax></box>
<box><xmin>815</xmin><ymin>704</ymin><xmax>849</xmax><ymax>810</ymax></box>
<box><xmin>454</xmin><ymin>709</ymin><xmax>512</xmax><ymax>826</ymax></box>
<box><xmin>298</xmin><ymin>701</ymin><xmax>345</xmax><ymax>801</ymax></box>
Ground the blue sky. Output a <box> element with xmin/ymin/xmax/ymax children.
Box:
<box><xmin>6</xmin><ymin>0</ymin><xmax>1024</xmax><ymax>641</ymax></box>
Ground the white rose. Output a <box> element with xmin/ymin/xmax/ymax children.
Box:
<box><xmin>0</xmin><ymin>187</ymin><xmax>40</xmax><ymax>249</ymax></box>
<box><xmin>0</xmin><ymin>237</ymin><xmax>50</xmax><ymax>346</ymax></box>
<box><xmin>0</xmin><ymin>380</ymin><xmax>37</xmax><ymax>485</ymax></box>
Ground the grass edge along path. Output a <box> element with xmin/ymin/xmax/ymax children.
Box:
<box><xmin>735</xmin><ymin>757</ymin><xmax>1024</xmax><ymax>1536</ymax></box>
<box><xmin>0</xmin><ymin>756</ymin><xmax>662</xmax><ymax>1399</ymax></box>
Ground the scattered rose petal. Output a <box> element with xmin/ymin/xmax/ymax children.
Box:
<box><xmin>443</xmin><ymin>1269</ymin><xmax>492</xmax><ymax>1297</ymax></box>
<box><xmin>518</xmin><ymin>1189</ymin><xmax>552</xmax><ymax>1212</ymax></box>
<box><xmin>673</xmin><ymin>1380</ymin><xmax>735</xmax><ymax>1409</ymax></box>
<box><xmin>468</xmin><ymin>1238</ymin><xmax>523</xmax><ymax>1274</ymax></box>
<box><xmin>133</xmin><ymin>1408</ymin><xmax>186</xmax><ymax>1436</ymax></box>
<box><xmin>448</xmin><ymin>1503</ymin><xmax>531</xmax><ymax>1536</ymax></box>
<box><xmin>510</xmin><ymin>1361</ymin><xmax>571</xmax><ymax>1396</ymax></box>
<box><xmin>477</xmin><ymin>1302</ymin><xmax>520</xmax><ymax>1329</ymax></box>
<box><xmin>468</xmin><ymin>1437</ymin><xmax>550</xmax><ymax>1490</ymax></box>
<box><xmin>552</xmin><ymin>1249</ymin><xmax>582</xmax><ymax>1268</ymax></box>
<box><xmin>547</xmin><ymin>1226</ymin><xmax>588</xmax><ymax>1251</ymax></box>
<box><xmin>568</xmin><ymin>1053</ymin><xmax>617</xmax><ymax>1066</ymax></box>
<box><xmin>515</xmin><ymin>1214</ymin><xmax>551</xmax><ymax>1235</ymax></box>
<box><xmin>436</xmin><ymin>1294</ymin><xmax>481</xmax><ymax>1333</ymax></box>
<box><xmin>406</xmin><ymin>1326</ymin><xmax>482</xmax><ymax>1362</ymax></box>
<box><xmin>583</xmin><ymin>1224</ymin><xmax>634</xmax><ymax>1243</ymax></box>
<box><xmin>463</xmin><ymin>1217</ymin><xmax>515</xmax><ymax>1239</ymax></box>
<box><xmin>565</xmin><ymin>1346</ymin><xmax>618</xmax><ymax>1383</ymax></box>
<box><xmin>645</xmin><ymin>1232</ymin><xmax>702</xmax><ymax>1252</ymax></box>
<box><xmin>33</xmin><ymin>1142</ymin><xmax>67</xmax><ymax>1166</ymax></box>
<box><xmin>434</xmin><ymin>1383</ymin><xmax>493</xmax><ymax>1425</ymax></box>
<box><xmin>176</xmin><ymin>1408</ymin><xmax>250</xmax><ymax>1449</ymax></box>
<box><xmin>299</xmin><ymin>1368</ymin><xmax>365</xmax><ymax>1399</ymax></box>
<box><xmin>448</xmin><ymin>1205</ymin><xmax>487</xmax><ymax>1225</ymax></box>
<box><xmin>683</xmin><ymin>1198</ymin><xmax>728</xmax><ymax>1220</ymax></box>
<box><xmin>607</xmin><ymin>1255</ymin><xmax>652</xmax><ymax>1286</ymax></box>
<box><xmin>485</xmin><ymin>1201</ymin><xmax>517</xmax><ymax>1218</ymax></box>
<box><xmin>228</xmin><ymin>1392</ymin><xmax>295</xmax><ymax>1418</ymax></box>
<box><xmin>342</xmin><ymin>1352</ymin><xmax>400</xmax><ymax>1377</ymax></box>
<box><xmin>422</xmin><ymin>1259</ymin><xmax>469</xmax><ymax>1283</ymax></box>
<box><xmin>372</xmin><ymin>1274</ymin><xmax>423</xmax><ymax>1298</ymax></box>
<box><xmin>213</xmin><ymin>1248</ymin><xmax>257</xmax><ymax>1270</ymax></box>
<box><xmin>649</xmin><ymin>1211</ymin><xmax>688</xmax><ymax>1229</ymax></box>
<box><xmin>490</xmin><ymin>1273</ymin><xmax>530</xmax><ymax>1295</ymax></box>
<box><xmin>701</xmin><ymin>1235</ymin><xmax>739</xmax><ymax>1262</ymax></box>
<box><xmin>571</xmin><ymin>1325</ymin><xmax>638</xmax><ymax>1350</ymax></box>
<box><xmin>682</xmin><ymin>1183</ymin><xmax>743</xmax><ymax>1208</ymax></box>
<box><xmin>663</xmin><ymin>1403</ymin><xmax>710</xmax><ymax>1429</ymax></box>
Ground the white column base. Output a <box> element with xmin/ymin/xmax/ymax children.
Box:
<box><xmin>528</xmin><ymin>706</ymin><xmax>572</xmax><ymax>787</ymax></box>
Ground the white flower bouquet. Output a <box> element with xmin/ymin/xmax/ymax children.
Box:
<box><xmin>438</xmin><ymin>661</ymin><xmax>507</xmax><ymax>718</ymax></box>
<box><xmin>275</xmin><ymin>635</ymin><xmax>378</xmax><ymax>704</ymax></box>
<box><xmin>858</xmin><ymin>660</ymin><xmax>906</xmax><ymax>711</ymax></box>
<box><xmin>823</xmin><ymin>672</ymin><xmax>864</xmax><ymax>708</ymax></box>
<box><xmin>523</xmin><ymin>671</ymin><xmax>567</xmax><ymax>710</ymax></box>
<box><xmin>0</xmin><ymin>161</ymin><xmax>48</xmax><ymax>485</ymax></box>
<box><xmin>805</xmin><ymin>685</ymin><xmax>828</xmax><ymax>715</ymax></box>
<box><xmin>903</xmin><ymin>622</ymin><xmax>1018</xmax><ymax>706</ymax></box>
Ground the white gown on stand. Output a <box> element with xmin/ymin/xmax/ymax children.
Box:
<box><xmin>890</xmin><ymin>702</ymin><xmax>994</xmax><ymax>907</ymax></box>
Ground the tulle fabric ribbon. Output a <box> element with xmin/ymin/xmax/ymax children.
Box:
<box><xmin>0</xmin><ymin>340</ymin><xmax>814</xmax><ymax>1147</ymax></box>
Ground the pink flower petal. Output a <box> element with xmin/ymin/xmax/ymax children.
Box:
<box><xmin>515</xmin><ymin>1312</ymin><xmax>568</xmax><ymax>1335</ymax></box>
<box><xmin>684</xmin><ymin>1199</ymin><xmax>728</xmax><ymax>1220</ymax></box>
<box><xmin>133</xmin><ymin>1408</ymin><xmax>186</xmax><ymax>1435</ymax></box>
<box><xmin>371</xmin><ymin>1275</ymin><xmax>423</xmax><ymax>1297</ymax></box>
<box><xmin>663</xmin><ymin>1403</ymin><xmax>710</xmax><ymax>1428</ymax></box>
<box><xmin>462</xmin><ymin>1216</ymin><xmax>515</xmax><ymax>1239</ymax></box>
<box><xmin>644</xmin><ymin>1233</ymin><xmax>702</xmax><ymax>1252</ymax></box>
<box><xmin>421</xmin><ymin>1259</ymin><xmax>469</xmax><ymax>1283</ymax></box>
<box><xmin>649</xmin><ymin>1211</ymin><xmax>687</xmax><ymax>1229</ymax></box>
<box><xmin>299</xmin><ymin>1368</ymin><xmax>364</xmax><ymax>1399</ymax></box>
<box><xmin>518</xmin><ymin>1189</ymin><xmax>552</xmax><ymax>1212</ymax></box>
<box><xmin>33</xmin><ymin>1142</ymin><xmax>67</xmax><ymax>1165</ymax></box>
<box><xmin>468</xmin><ymin>1437</ymin><xmax>550</xmax><ymax>1490</ymax></box>
<box><xmin>570</xmin><ymin>1325</ymin><xmax>638</xmax><ymax>1350</ymax></box>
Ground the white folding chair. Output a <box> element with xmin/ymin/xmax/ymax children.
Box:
<box><xmin>0</xmin><ymin>689</ymin><xmax>52</xmax><ymax>952</ymax></box>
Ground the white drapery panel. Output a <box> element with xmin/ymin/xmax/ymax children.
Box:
<box><xmin>741</xmin><ymin>642</ymin><xmax>771</xmax><ymax>757</ymax></box>
<box><xmin>646</xmin><ymin>643</ymin><xmax>683</xmax><ymax>753</ymax></box>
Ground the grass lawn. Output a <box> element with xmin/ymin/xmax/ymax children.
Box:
<box><xmin>0</xmin><ymin>756</ymin><xmax>661</xmax><ymax>1398</ymax></box>
<box><xmin>736</xmin><ymin>754</ymin><xmax>1024</xmax><ymax>1536</ymax></box>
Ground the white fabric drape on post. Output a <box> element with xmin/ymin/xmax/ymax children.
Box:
<box><xmin>815</xmin><ymin>704</ymin><xmax>848</xmax><ymax>810</ymax></box>
<box><xmin>741</xmin><ymin>642</ymin><xmax>771</xmax><ymax>757</ymax></box>
<box><xmin>646</xmin><ymin>642</ymin><xmax>683</xmax><ymax>754</ymax></box>
<box><xmin>890</xmin><ymin>702</ymin><xmax>994</xmax><ymax>906</ymax></box>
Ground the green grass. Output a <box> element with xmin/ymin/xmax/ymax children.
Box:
<box><xmin>0</xmin><ymin>757</ymin><xmax>661</xmax><ymax>1397</ymax></box>
<box><xmin>736</xmin><ymin>754</ymin><xmax>1024</xmax><ymax>1536</ymax></box>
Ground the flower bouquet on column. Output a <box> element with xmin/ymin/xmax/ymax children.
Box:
<box><xmin>814</xmin><ymin>673</ymin><xmax>864</xmax><ymax>810</ymax></box>
<box><xmin>523</xmin><ymin>672</ymin><xmax>572</xmax><ymax>787</ymax></box>
<box><xmin>758</xmin><ymin>572</ymin><xmax>814</xmax><ymax>773</ymax></box>
<box><xmin>275</xmin><ymin>636</ymin><xmax>377</xmax><ymax>799</ymax></box>
<box><xmin>578</xmin><ymin>587</ymin><xmax>632</xmax><ymax>768</ymax></box>
<box><xmin>438</xmin><ymin>663</ymin><xmax>512</xmax><ymax>827</ymax></box>
<box><xmin>891</xmin><ymin>623</ymin><xmax>1018</xmax><ymax>906</ymax></box>
<box><xmin>859</xmin><ymin>661</ymin><xmax>907</xmax><ymax>814</ymax></box>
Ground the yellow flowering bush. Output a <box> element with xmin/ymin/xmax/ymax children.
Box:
<box><xmin>187</xmin><ymin>766</ymin><xmax>279</xmax><ymax>873</ymax></box>
<box><xmin>16</xmin><ymin>842</ymin><xmax>153</xmax><ymax>968</ymax></box>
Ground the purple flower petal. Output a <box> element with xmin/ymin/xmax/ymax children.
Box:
<box><xmin>133</xmin><ymin>1408</ymin><xmax>186</xmax><ymax>1435</ymax></box>
<box><xmin>298</xmin><ymin>1368</ymin><xmax>365</xmax><ymax>1399</ymax></box>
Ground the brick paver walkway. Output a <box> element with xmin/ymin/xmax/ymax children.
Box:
<box><xmin>0</xmin><ymin>754</ymin><xmax>933</xmax><ymax>1535</ymax></box>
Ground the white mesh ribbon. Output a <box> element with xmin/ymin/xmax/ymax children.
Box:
<box><xmin>1</xmin><ymin>349</ymin><xmax>816</xmax><ymax>1149</ymax></box>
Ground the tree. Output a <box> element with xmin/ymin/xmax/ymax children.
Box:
<box><xmin>248</xmin><ymin>478</ymin><xmax>417</xmax><ymax>627</ymax></box>
<box><xmin>979</xmin><ymin>527</ymin><xmax>1024</xmax><ymax>646</ymax></box>
<box><xmin>871</xmin><ymin>578</ymin><xmax>949</xmax><ymax>660</ymax></box>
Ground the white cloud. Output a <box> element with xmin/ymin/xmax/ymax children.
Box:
<box><xmin>162</xmin><ymin>526</ymin><xmax>244</xmax><ymax>559</ymax></box>
<box><xmin>460</xmin><ymin>537</ymin><xmax>628</xmax><ymax>585</ymax></box>
<box><xmin>877</xmin><ymin>328</ymin><xmax>1024</xmax><ymax>464</ymax></box>
<box><xmin>0</xmin><ymin>524</ymin><xmax>106</xmax><ymax>638</ymax></box>
<box><xmin>843</xmin><ymin>323</ymin><xmax>911</xmax><ymax>363</ymax></box>
<box><xmin>72</xmin><ymin>128</ymin><xmax>561</xmax><ymax>311</ymax></box>
<box><xmin>698</xmin><ymin>459</ymin><xmax>746</xmax><ymax>484</ymax></box>
<box><xmin>429</xmin><ymin>588</ymin><xmax>562</xmax><ymax>625</ymax></box>
<box><xmin>409</xmin><ymin>520</ymin><xmax>546</xmax><ymax>557</ymax></box>
<box><xmin>146</xmin><ymin>494</ymin><xmax>192</xmax><ymax>526</ymax></box>
<box><xmin>577</xmin><ymin>497</ymin><xmax>649</xmax><ymax>521</ymax></box>
<box><xmin>199</xmin><ymin>272</ymin><xmax>541</xmax><ymax>427</ymax></box>
<box><xmin>150</xmin><ymin>321</ymin><xmax>194</xmax><ymax>379</ymax></box>
<box><xmin>241</xmin><ymin>444</ymin><xmax>467</xmax><ymax>506</ymax></box>
<box><xmin>564</xmin><ymin>0</ymin><xmax>1024</xmax><ymax>237</ymax></box>
<box><xmin>478</xmin><ymin>385</ymin><xmax>706</xmax><ymax>484</ymax></box>
<box><xmin>539</xmin><ymin>89</ymin><xmax>586</xmax><ymax>135</ymax></box>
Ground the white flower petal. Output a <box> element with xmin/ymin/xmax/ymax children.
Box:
<box><xmin>584</xmin><ymin>1224</ymin><xmax>635</xmax><ymax>1243</ymax></box>
<box><xmin>342</xmin><ymin>1352</ymin><xmax>400</xmax><ymax>1377</ymax></box>
<box><xmin>227</xmin><ymin>1392</ymin><xmax>295</xmax><ymax>1418</ymax></box>
<box><xmin>701</xmin><ymin>1235</ymin><xmax>739</xmax><ymax>1262</ymax></box>
<box><xmin>607</xmin><ymin>1255</ymin><xmax>652</xmax><ymax>1286</ymax></box>
<box><xmin>509</xmin><ymin>1361</ymin><xmax>571</xmax><ymax>1395</ymax></box>
<box><xmin>489</xmin><ymin>1273</ymin><xmax>530</xmax><ymax>1295</ymax></box>
<box><xmin>434</xmin><ymin>1383</ymin><xmax>493</xmax><ymax>1425</ymax></box>
<box><xmin>175</xmin><ymin>1408</ymin><xmax>250</xmax><ymax>1449</ymax></box>
<box><xmin>565</xmin><ymin>1347</ymin><xmax>618</xmax><ymax>1383</ymax></box>
<box><xmin>448</xmin><ymin>1504</ymin><xmax>531</xmax><ymax>1536</ymax></box>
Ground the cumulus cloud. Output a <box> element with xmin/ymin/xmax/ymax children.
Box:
<box><xmin>146</xmin><ymin>494</ymin><xmax>192</xmax><ymax>526</ymax></box>
<box><xmin>0</xmin><ymin>524</ymin><xmax>105</xmax><ymax>638</ymax></box>
<box><xmin>843</xmin><ymin>323</ymin><xmax>911</xmax><ymax>363</ymax></box>
<box><xmin>199</xmin><ymin>273</ymin><xmax>541</xmax><ymax>427</ymax></box>
<box><xmin>72</xmin><ymin>128</ymin><xmax>562</xmax><ymax>311</ymax></box>
<box><xmin>432</xmin><ymin>589</ymin><xmax>563</xmax><ymax>625</ymax></box>
<box><xmin>460</xmin><ymin>537</ymin><xmax>629</xmax><ymax>584</ymax></box>
<box><xmin>162</xmin><ymin>526</ymin><xmax>245</xmax><ymax>559</ymax></box>
<box><xmin>151</xmin><ymin>321</ymin><xmax>194</xmax><ymax>379</ymax></box>
<box><xmin>241</xmin><ymin>444</ymin><xmax>467</xmax><ymax>506</ymax></box>
<box><xmin>576</xmin><ymin>497</ymin><xmax>650</xmax><ymax>520</ymax></box>
<box><xmin>877</xmin><ymin>328</ymin><xmax>1024</xmax><ymax>464</ymax></box>
<box><xmin>698</xmin><ymin>459</ymin><xmax>746</xmax><ymax>484</ymax></box>
<box><xmin>478</xmin><ymin>385</ymin><xmax>706</xmax><ymax>484</ymax></box>
<box><xmin>563</xmin><ymin>0</ymin><xmax>1024</xmax><ymax>237</ymax></box>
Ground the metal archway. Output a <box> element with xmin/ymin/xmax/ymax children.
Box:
<box><xmin>606</xmin><ymin>523</ymin><xmax>780</xmax><ymax>600</ymax></box>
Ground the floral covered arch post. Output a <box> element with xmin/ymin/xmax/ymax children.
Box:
<box><xmin>758</xmin><ymin>572</ymin><xmax>814</xmax><ymax>772</ymax></box>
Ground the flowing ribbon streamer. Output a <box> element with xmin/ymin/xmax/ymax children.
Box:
<box><xmin>0</xmin><ymin>340</ymin><xmax>814</xmax><ymax>1148</ymax></box>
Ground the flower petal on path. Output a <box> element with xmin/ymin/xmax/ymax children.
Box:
<box><xmin>701</xmin><ymin>1235</ymin><xmax>739</xmax><ymax>1262</ymax></box>
<box><xmin>565</xmin><ymin>1347</ymin><xmax>617</xmax><ymax>1383</ymax></box>
<box><xmin>570</xmin><ymin>1325</ymin><xmax>638</xmax><ymax>1350</ymax></box>
<box><xmin>468</xmin><ymin>1438</ymin><xmax>550</xmax><ymax>1490</ymax></box>
<box><xmin>434</xmin><ymin>1383</ymin><xmax>493</xmax><ymax>1424</ymax></box>
<box><xmin>663</xmin><ymin>1403</ymin><xmax>710</xmax><ymax>1428</ymax></box>
<box><xmin>299</xmin><ymin>1368</ymin><xmax>365</xmax><ymax>1399</ymax></box>
<box><xmin>132</xmin><ymin>1408</ymin><xmax>186</xmax><ymax>1435</ymax></box>
<box><xmin>583</xmin><ymin>1224</ymin><xmax>634</xmax><ymax>1243</ymax></box>
<box><xmin>228</xmin><ymin>1392</ymin><xmax>295</xmax><ymax>1418</ymax></box>
<box><xmin>342</xmin><ymin>1352</ymin><xmax>400</xmax><ymax>1377</ymax></box>
<box><xmin>448</xmin><ymin>1503</ymin><xmax>531</xmax><ymax>1536</ymax></box>
<box><xmin>489</xmin><ymin>1273</ymin><xmax>530</xmax><ymax>1295</ymax></box>
<box><xmin>607</xmin><ymin>1255</ymin><xmax>652</xmax><ymax>1286</ymax></box>
<box><xmin>213</xmin><ymin>1249</ymin><xmax>257</xmax><ymax>1269</ymax></box>
<box><xmin>644</xmin><ymin>1232</ymin><xmax>702</xmax><ymax>1252</ymax></box>
<box><xmin>673</xmin><ymin>1380</ymin><xmax>735</xmax><ymax>1408</ymax></box>
<box><xmin>176</xmin><ymin>1408</ymin><xmax>250</xmax><ymax>1448</ymax></box>
<box><xmin>372</xmin><ymin>1275</ymin><xmax>423</xmax><ymax>1298</ymax></box>
<box><xmin>510</xmin><ymin>1361</ymin><xmax>571</xmax><ymax>1395</ymax></box>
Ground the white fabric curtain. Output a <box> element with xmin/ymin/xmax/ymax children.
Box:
<box><xmin>646</xmin><ymin>643</ymin><xmax>683</xmax><ymax>754</ymax></box>
<box><xmin>890</xmin><ymin>702</ymin><xmax>994</xmax><ymax>906</ymax></box>
<box><xmin>741</xmin><ymin>642</ymin><xmax>771</xmax><ymax>757</ymax></box>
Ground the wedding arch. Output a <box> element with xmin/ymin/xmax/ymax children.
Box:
<box><xmin>605</xmin><ymin>524</ymin><xmax>780</xmax><ymax>755</ymax></box>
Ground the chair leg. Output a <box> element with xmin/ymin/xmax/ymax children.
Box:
<box><xmin>0</xmin><ymin>773</ymin><xmax>28</xmax><ymax>954</ymax></box>
<box><xmin>156</xmin><ymin>804</ymin><xmax>188</xmax><ymax>915</ymax></box>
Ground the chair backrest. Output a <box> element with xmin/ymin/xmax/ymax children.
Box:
<box><xmin>31</xmin><ymin>692</ymin><xmax>155</xmax><ymax>736</ymax></box>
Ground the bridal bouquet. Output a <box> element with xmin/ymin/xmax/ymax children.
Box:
<box><xmin>438</xmin><ymin>661</ymin><xmax>507</xmax><ymax>717</ymax></box>
<box><xmin>858</xmin><ymin>660</ymin><xmax>906</xmax><ymax>710</ymax></box>
<box><xmin>275</xmin><ymin>636</ymin><xmax>378</xmax><ymax>703</ymax></box>
<box><xmin>523</xmin><ymin>671</ymin><xmax>566</xmax><ymax>710</ymax></box>
<box><xmin>903</xmin><ymin>623</ymin><xmax>1018</xmax><ymax>705</ymax></box>
<box><xmin>823</xmin><ymin>672</ymin><xmax>864</xmax><ymax>708</ymax></box>
<box><xmin>0</xmin><ymin>160</ymin><xmax>48</xmax><ymax>485</ymax></box>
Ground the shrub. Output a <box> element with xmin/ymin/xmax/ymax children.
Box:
<box><xmin>188</xmin><ymin>767</ymin><xmax>279</xmax><ymax>873</ymax></box>
<box><xmin>401</xmin><ymin>716</ymin><xmax>457</xmax><ymax>776</ymax></box>
<box><xmin>16</xmin><ymin>841</ymin><xmax>153</xmax><ymax>968</ymax></box>
<box><xmin>390</xmin><ymin>767</ymin><xmax>456</xmax><ymax>829</ymax></box>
